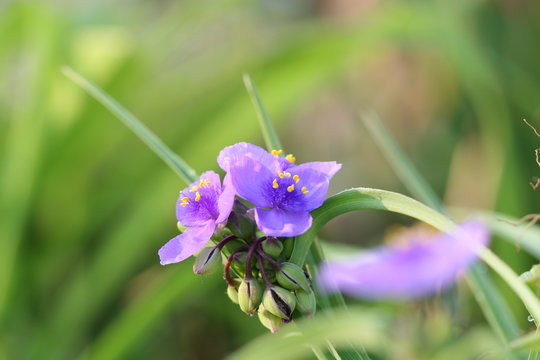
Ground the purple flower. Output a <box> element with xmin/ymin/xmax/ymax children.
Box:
<box><xmin>317</xmin><ymin>221</ymin><xmax>490</xmax><ymax>300</ymax></box>
<box><xmin>158</xmin><ymin>171</ymin><xmax>235</xmax><ymax>265</ymax></box>
<box><xmin>218</xmin><ymin>142</ymin><xmax>341</xmax><ymax>237</ymax></box>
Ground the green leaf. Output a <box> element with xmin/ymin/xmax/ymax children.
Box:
<box><xmin>226</xmin><ymin>307</ymin><xmax>388</xmax><ymax>360</ymax></box>
<box><xmin>243</xmin><ymin>74</ymin><xmax>282</xmax><ymax>152</ymax></box>
<box><xmin>291</xmin><ymin>188</ymin><xmax>540</xmax><ymax>337</ymax></box>
<box><xmin>511</xmin><ymin>331</ymin><xmax>540</xmax><ymax>352</ymax></box>
<box><xmin>86</xmin><ymin>264</ymin><xmax>219</xmax><ymax>360</ymax></box>
<box><xmin>361</xmin><ymin>111</ymin><xmax>523</xmax><ymax>349</ymax></box>
<box><xmin>62</xmin><ymin>66</ymin><xmax>198</xmax><ymax>185</ymax></box>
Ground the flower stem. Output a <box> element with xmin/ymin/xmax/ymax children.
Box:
<box><xmin>216</xmin><ymin>235</ymin><xmax>238</xmax><ymax>250</ymax></box>
<box><xmin>257</xmin><ymin>255</ymin><xmax>273</xmax><ymax>287</ymax></box>
<box><xmin>244</xmin><ymin>237</ymin><xmax>266</xmax><ymax>279</ymax></box>
<box><xmin>256</xmin><ymin>247</ymin><xmax>281</xmax><ymax>270</ymax></box>
<box><xmin>224</xmin><ymin>246</ymin><xmax>248</xmax><ymax>287</ymax></box>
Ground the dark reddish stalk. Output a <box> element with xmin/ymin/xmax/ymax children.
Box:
<box><xmin>216</xmin><ymin>235</ymin><xmax>238</xmax><ymax>250</ymax></box>
<box><xmin>257</xmin><ymin>255</ymin><xmax>273</xmax><ymax>287</ymax></box>
<box><xmin>224</xmin><ymin>246</ymin><xmax>248</xmax><ymax>287</ymax></box>
<box><xmin>256</xmin><ymin>247</ymin><xmax>281</xmax><ymax>270</ymax></box>
<box><xmin>245</xmin><ymin>236</ymin><xmax>266</xmax><ymax>279</ymax></box>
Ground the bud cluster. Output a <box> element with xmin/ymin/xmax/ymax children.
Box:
<box><xmin>191</xmin><ymin>203</ymin><xmax>317</xmax><ymax>333</ymax></box>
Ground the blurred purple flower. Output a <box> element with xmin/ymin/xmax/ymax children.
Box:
<box><xmin>318</xmin><ymin>221</ymin><xmax>490</xmax><ymax>300</ymax></box>
<box><xmin>158</xmin><ymin>171</ymin><xmax>235</xmax><ymax>265</ymax></box>
<box><xmin>218</xmin><ymin>142</ymin><xmax>341</xmax><ymax>237</ymax></box>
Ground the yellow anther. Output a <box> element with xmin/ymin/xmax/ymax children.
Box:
<box><xmin>271</xmin><ymin>149</ymin><xmax>283</xmax><ymax>156</ymax></box>
<box><xmin>199</xmin><ymin>179</ymin><xmax>210</xmax><ymax>187</ymax></box>
<box><xmin>195</xmin><ymin>191</ymin><xmax>201</xmax><ymax>202</ymax></box>
<box><xmin>293</xmin><ymin>175</ymin><xmax>300</xmax><ymax>183</ymax></box>
<box><xmin>301</xmin><ymin>187</ymin><xmax>309</xmax><ymax>194</ymax></box>
<box><xmin>272</xmin><ymin>179</ymin><xmax>279</xmax><ymax>189</ymax></box>
<box><xmin>189</xmin><ymin>185</ymin><xmax>198</xmax><ymax>192</ymax></box>
<box><xmin>180</xmin><ymin>203</ymin><xmax>189</xmax><ymax>207</ymax></box>
<box><xmin>181</xmin><ymin>197</ymin><xmax>189</xmax><ymax>203</ymax></box>
<box><xmin>285</xmin><ymin>154</ymin><xmax>296</xmax><ymax>163</ymax></box>
<box><xmin>278</xmin><ymin>171</ymin><xmax>285</xmax><ymax>178</ymax></box>
<box><xmin>284</xmin><ymin>171</ymin><xmax>291</xmax><ymax>177</ymax></box>
<box><xmin>287</xmin><ymin>184</ymin><xmax>295</xmax><ymax>192</ymax></box>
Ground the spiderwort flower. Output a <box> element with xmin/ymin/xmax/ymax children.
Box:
<box><xmin>158</xmin><ymin>171</ymin><xmax>235</xmax><ymax>265</ymax></box>
<box><xmin>218</xmin><ymin>142</ymin><xmax>341</xmax><ymax>237</ymax></box>
<box><xmin>318</xmin><ymin>221</ymin><xmax>489</xmax><ymax>300</ymax></box>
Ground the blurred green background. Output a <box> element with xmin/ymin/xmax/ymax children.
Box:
<box><xmin>1</xmin><ymin>0</ymin><xmax>539</xmax><ymax>359</ymax></box>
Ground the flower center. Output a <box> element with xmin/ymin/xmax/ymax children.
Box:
<box><xmin>180</xmin><ymin>179</ymin><xmax>212</xmax><ymax>207</ymax></box>
<box><xmin>270</xmin><ymin>171</ymin><xmax>309</xmax><ymax>200</ymax></box>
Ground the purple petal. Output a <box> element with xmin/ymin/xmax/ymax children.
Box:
<box><xmin>176</xmin><ymin>171</ymin><xmax>221</xmax><ymax>227</ymax></box>
<box><xmin>294</xmin><ymin>161</ymin><xmax>342</xmax><ymax>178</ymax></box>
<box><xmin>318</xmin><ymin>221</ymin><xmax>489</xmax><ymax>300</ymax></box>
<box><xmin>218</xmin><ymin>142</ymin><xmax>279</xmax><ymax>173</ymax></box>
<box><xmin>254</xmin><ymin>207</ymin><xmax>312</xmax><ymax>237</ymax></box>
<box><xmin>216</xmin><ymin>173</ymin><xmax>236</xmax><ymax>224</ymax></box>
<box><xmin>228</xmin><ymin>156</ymin><xmax>275</xmax><ymax>208</ymax></box>
<box><xmin>158</xmin><ymin>222</ymin><xmax>216</xmax><ymax>265</ymax></box>
<box><xmin>277</xmin><ymin>161</ymin><xmax>341</xmax><ymax>212</ymax></box>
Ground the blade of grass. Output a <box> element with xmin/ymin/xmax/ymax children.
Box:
<box><xmin>62</xmin><ymin>66</ymin><xmax>198</xmax><ymax>184</ymax></box>
<box><xmin>227</xmin><ymin>307</ymin><xmax>387</xmax><ymax>360</ymax></box>
<box><xmin>291</xmin><ymin>188</ymin><xmax>540</xmax><ymax>327</ymax></box>
<box><xmin>360</xmin><ymin>112</ymin><xmax>523</xmax><ymax>348</ymax></box>
<box><xmin>246</xmin><ymin>77</ymin><xmax>370</xmax><ymax>360</ymax></box>
<box><xmin>243</xmin><ymin>74</ymin><xmax>282</xmax><ymax>152</ymax></box>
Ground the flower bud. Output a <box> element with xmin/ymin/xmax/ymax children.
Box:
<box><xmin>262</xmin><ymin>286</ymin><xmax>296</xmax><ymax>320</ymax></box>
<box><xmin>294</xmin><ymin>289</ymin><xmax>316</xmax><ymax>317</ymax></box>
<box><xmin>257</xmin><ymin>304</ymin><xmax>282</xmax><ymax>333</ymax></box>
<box><xmin>261</xmin><ymin>237</ymin><xmax>283</xmax><ymax>258</ymax></box>
<box><xmin>227</xmin><ymin>200</ymin><xmax>257</xmax><ymax>240</ymax></box>
<box><xmin>276</xmin><ymin>262</ymin><xmax>310</xmax><ymax>292</ymax></box>
<box><xmin>193</xmin><ymin>247</ymin><xmax>222</xmax><ymax>275</ymax></box>
<box><xmin>227</xmin><ymin>285</ymin><xmax>239</xmax><ymax>304</ymax></box>
<box><xmin>282</xmin><ymin>237</ymin><xmax>294</xmax><ymax>258</ymax></box>
<box><xmin>238</xmin><ymin>278</ymin><xmax>262</xmax><ymax>315</ymax></box>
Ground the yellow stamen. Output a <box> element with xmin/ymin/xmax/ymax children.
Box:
<box><xmin>180</xmin><ymin>203</ymin><xmax>189</xmax><ymax>207</ymax></box>
<box><xmin>195</xmin><ymin>191</ymin><xmax>201</xmax><ymax>201</ymax></box>
<box><xmin>271</xmin><ymin>149</ymin><xmax>283</xmax><ymax>156</ymax></box>
<box><xmin>199</xmin><ymin>179</ymin><xmax>210</xmax><ymax>187</ymax></box>
<box><xmin>189</xmin><ymin>185</ymin><xmax>198</xmax><ymax>192</ymax></box>
<box><xmin>301</xmin><ymin>187</ymin><xmax>309</xmax><ymax>194</ymax></box>
<box><xmin>278</xmin><ymin>171</ymin><xmax>285</xmax><ymax>178</ymax></box>
<box><xmin>272</xmin><ymin>179</ymin><xmax>279</xmax><ymax>189</ymax></box>
<box><xmin>284</xmin><ymin>171</ymin><xmax>291</xmax><ymax>177</ymax></box>
<box><xmin>287</xmin><ymin>184</ymin><xmax>295</xmax><ymax>192</ymax></box>
<box><xmin>285</xmin><ymin>154</ymin><xmax>296</xmax><ymax>163</ymax></box>
<box><xmin>181</xmin><ymin>197</ymin><xmax>189</xmax><ymax>203</ymax></box>
<box><xmin>293</xmin><ymin>175</ymin><xmax>300</xmax><ymax>184</ymax></box>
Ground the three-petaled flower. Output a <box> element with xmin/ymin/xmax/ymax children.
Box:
<box><xmin>158</xmin><ymin>171</ymin><xmax>235</xmax><ymax>265</ymax></box>
<box><xmin>218</xmin><ymin>142</ymin><xmax>341</xmax><ymax>237</ymax></box>
<box><xmin>317</xmin><ymin>221</ymin><xmax>489</xmax><ymax>300</ymax></box>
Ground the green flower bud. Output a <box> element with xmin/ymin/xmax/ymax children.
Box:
<box><xmin>294</xmin><ymin>289</ymin><xmax>316</xmax><ymax>317</ymax></box>
<box><xmin>227</xmin><ymin>200</ymin><xmax>257</xmax><ymax>240</ymax></box>
<box><xmin>193</xmin><ymin>247</ymin><xmax>222</xmax><ymax>275</ymax></box>
<box><xmin>262</xmin><ymin>286</ymin><xmax>296</xmax><ymax>320</ymax></box>
<box><xmin>227</xmin><ymin>285</ymin><xmax>239</xmax><ymax>304</ymax></box>
<box><xmin>257</xmin><ymin>304</ymin><xmax>282</xmax><ymax>333</ymax></box>
<box><xmin>238</xmin><ymin>278</ymin><xmax>262</xmax><ymax>315</ymax></box>
<box><xmin>261</xmin><ymin>237</ymin><xmax>283</xmax><ymax>258</ymax></box>
<box><xmin>282</xmin><ymin>237</ymin><xmax>294</xmax><ymax>258</ymax></box>
<box><xmin>276</xmin><ymin>262</ymin><xmax>310</xmax><ymax>292</ymax></box>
